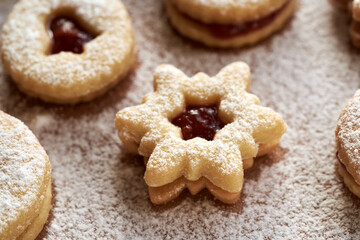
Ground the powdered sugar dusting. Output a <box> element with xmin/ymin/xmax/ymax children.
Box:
<box><xmin>337</xmin><ymin>90</ymin><xmax>360</xmax><ymax>178</ymax></box>
<box><xmin>116</xmin><ymin>62</ymin><xmax>286</xmax><ymax>192</ymax></box>
<box><xmin>1</xmin><ymin>0</ymin><xmax>360</xmax><ymax>239</ymax></box>
<box><xmin>181</xmin><ymin>0</ymin><xmax>285</xmax><ymax>8</ymax></box>
<box><xmin>1</xmin><ymin>0</ymin><xmax>134</xmax><ymax>102</ymax></box>
<box><xmin>171</xmin><ymin>0</ymin><xmax>288</xmax><ymax>23</ymax></box>
<box><xmin>0</xmin><ymin>111</ymin><xmax>48</xmax><ymax>236</ymax></box>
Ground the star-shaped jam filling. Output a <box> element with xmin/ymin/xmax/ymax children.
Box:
<box><xmin>171</xmin><ymin>105</ymin><xmax>225</xmax><ymax>141</ymax></box>
<box><xmin>115</xmin><ymin>62</ymin><xmax>287</xmax><ymax>203</ymax></box>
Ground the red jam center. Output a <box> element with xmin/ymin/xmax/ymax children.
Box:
<box><xmin>171</xmin><ymin>105</ymin><xmax>225</xmax><ymax>141</ymax></box>
<box><xmin>179</xmin><ymin>1</ymin><xmax>289</xmax><ymax>39</ymax></box>
<box><xmin>50</xmin><ymin>16</ymin><xmax>94</xmax><ymax>54</ymax></box>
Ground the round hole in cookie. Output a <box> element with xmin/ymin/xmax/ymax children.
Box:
<box><xmin>47</xmin><ymin>10</ymin><xmax>98</xmax><ymax>55</ymax></box>
<box><xmin>171</xmin><ymin>104</ymin><xmax>226</xmax><ymax>141</ymax></box>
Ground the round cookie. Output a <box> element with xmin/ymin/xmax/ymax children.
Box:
<box><xmin>164</xmin><ymin>0</ymin><xmax>297</xmax><ymax>48</ymax></box>
<box><xmin>1</xmin><ymin>0</ymin><xmax>136</xmax><ymax>104</ymax></box>
<box><xmin>0</xmin><ymin>111</ymin><xmax>52</xmax><ymax>240</ymax></box>
<box><xmin>335</xmin><ymin>90</ymin><xmax>360</xmax><ymax>197</ymax></box>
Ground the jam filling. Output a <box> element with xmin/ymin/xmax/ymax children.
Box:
<box><xmin>171</xmin><ymin>105</ymin><xmax>225</xmax><ymax>141</ymax></box>
<box><xmin>177</xmin><ymin>1</ymin><xmax>290</xmax><ymax>39</ymax></box>
<box><xmin>50</xmin><ymin>16</ymin><xmax>94</xmax><ymax>54</ymax></box>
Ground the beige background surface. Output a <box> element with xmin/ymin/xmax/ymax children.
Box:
<box><xmin>1</xmin><ymin>0</ymin><xmax>360</xmax><ymax>239</ymax></box>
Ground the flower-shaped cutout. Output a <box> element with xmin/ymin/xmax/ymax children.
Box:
<box><xmin>115</xmin><ymin>62</ymin><xmax>287</xmax><ymax>204</ymax></box>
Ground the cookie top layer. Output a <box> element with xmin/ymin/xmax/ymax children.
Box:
<box><xmin>1</xmin><ymin>0</ymin><xmax>135</xmax><ymax>103</ymax></box>
<box><xmin>0</xmin><ymin>111</ymin><xmax>51</xmax><ymax>239</ymax></box>
<box><xmin>336</xmin><ymin>90</ymin><xmax>360</xmax><ymax>184</ymax></box>
<box><xmin>169</xmin><ymin>0</ymin><xmax>289</xmax><ymax>24</ymax></box>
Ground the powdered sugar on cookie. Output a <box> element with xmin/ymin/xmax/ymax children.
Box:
<box><xmin>0</xmin><ymin>111</ymin><xmax>50</xmax><ymax>236</ymax></box>
<box><xmin>336</xmin><ymin>90</ymin><xmax>360</xmax><ymax>178</ymax></box>
<box><xmin>171</xmin><ymin>0</ymin><xmax>289</xmax><ymax>24</ymax></box>
<box><xmin>2</xmin><ymin>0</ymin><xmax>360</xmax><ymax>238</ymax></box>
<box><xmin>1</xmin><ymin>0</ymin><xmax>135</xmax><ymax>103</ymax></box>
<box><xmin>116</xmin><ymin>62</ymin><xmax>287</xmax><ymax>195</ymax></box>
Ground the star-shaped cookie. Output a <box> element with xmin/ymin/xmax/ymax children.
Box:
<box><xmin>115</xmin><ymin>62</ymin><xmax>287</xmax><ymax>204</ymax></box>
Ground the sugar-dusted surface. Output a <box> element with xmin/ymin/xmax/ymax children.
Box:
<box><xmin>0</xmin><ymin>111</ymin><xmax>49</xmax><ymax>238</ymax></box>
<box><xmin>1</xmin><ymin>0</ymin><xmax>360</xmax><ymax>239</ymax></box>
<box><xmin>116</xmin><ymin>62</ymin><xmax>286</xmax><ymax>193</ymax></box>
<box><xmin>170</xmin><ymin>0</ymin><xmax>288</xmax><ymax>24</ymax></box>
<box><xmin>336</xmin><ymin>90</ymin><xmax>360</xmax><ymax>182</ymax></box>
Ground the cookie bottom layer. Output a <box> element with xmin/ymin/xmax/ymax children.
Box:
<box><xmin>148</xmin><ymin>177</ymin><xmax>241</xmax><ymax>204</ymax></box>
<box><xmin>147</xmin><ymin>140</ymin><xmax>281</xmax><ymax>205</ymax></box>
<box><xmin>244</xmin><ymin>140</ymin><xmax>281</xmax><ymax>169</ymax></box>
<box><xmin>17</xmin><ymin>181</ymin><xmax>52</xmax><ymax>240</ymax></box>
<box><xmin>164</xmin><ymin>0</ymin><xmax>297</xmax><ymax>48</ymax></box>
<box><xmin>338</xmin><ymin>163</ymin><xmax>360</xmax><ymax>198</ymax></box>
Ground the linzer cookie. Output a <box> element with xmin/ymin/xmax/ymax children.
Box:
<box><xmin>336</xmin><ymin>90</ymin><xmax>360</xmax><ymax>198</ymax></box>
<box><xmin>0</xmin><ymin>111</ymin><xmax>52</xmax><ymax>240</ymax></box>
<box><xmin>0</xmin><ymin>0</ymin><xmax>136</xmax><ymax>104</ymax></box>
<box><xmin>163</xmin><ymin>0</ymin><xmax>297</xmax><ymax>48</ymax></box>
<box><xmin>115</xmin><ymin>62</ymin><xmax>287</xmax><ymax>204</ymax></box>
